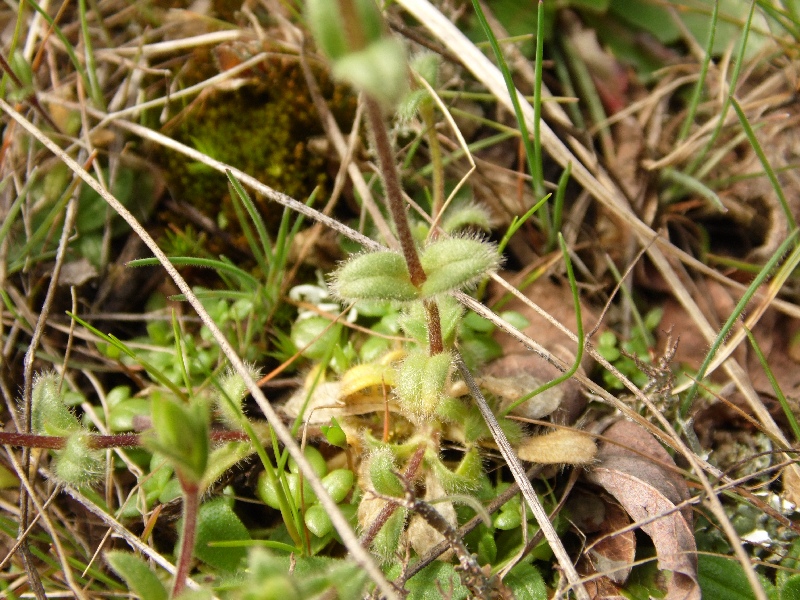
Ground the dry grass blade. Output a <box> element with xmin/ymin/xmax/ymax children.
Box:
<box><xmin>455</xmin><ymin>353</ymin><xmax>590</xmax><ymax>600</ymax></box>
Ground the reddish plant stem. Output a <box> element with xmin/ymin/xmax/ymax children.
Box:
<box><xmin>172</xmin><ymin>477</ymin><xmax>200</xmax><ymax>598</ymax></box>
<box><xmin>359</xmin><ymin>442</ymin><xmax>426</xmax><ymax>548</ymax></box>
<box><xmin>364</xmin><ymin>97</ymin><xmax>426</xmax><ymax>287</ymax></box>
<box><xmin>364</xmin><ymin>96</ymin><xmax>444</xmax><ymax>355</ymax></box>
<box><xmin>0</xmin><ymin>429</ymin><xmax>249</xmax><ymax>450</ymax></box>
<box><xmin>423</xmin><ymin>300</ymin><xmax>444</xmax><ymax>355</ymax></box>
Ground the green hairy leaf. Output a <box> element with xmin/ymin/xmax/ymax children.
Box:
<box><xmin>331</xmin><ymin>251</ymin><xmax>419</xmax><ymax>302</ymax></box>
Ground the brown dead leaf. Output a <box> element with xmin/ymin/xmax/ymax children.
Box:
<box><xmin>585</xmin><ymin>421</ymin><xmax>698</xmax><ymax>600</ymax></box>
<box><xmin>572</xmin><ymin>491</ymin><xmax>636</xmax><ymax>593</ymax></box>
<box><xmin>585</xmin><ymin>501</ymin><xmax>636</xmax><ymax>585</ymax></box>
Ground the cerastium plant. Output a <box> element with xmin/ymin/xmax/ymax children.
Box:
<box><xmin>1</xmin><ymin>0</ymin><xmax>595</xmax><ymax>596</ymax></box>
<box><xmin>308</xmin><ymin>0</ymin><xmax>500</xmax><ymax>413</ymax></box>
<box><xmin>307</xmin><ymin>2</ymin><xmax>592</xmax><ymax>598</ymax></box>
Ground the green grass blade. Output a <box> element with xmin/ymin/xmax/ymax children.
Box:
<box><xmin>744</xmin><ymin>326</ymin><xmax>800</xmax><ymax>443</ymax></box>
<box><xmin>26</xmin><ymin>0</ymin><xmax>94</xmax><ymax>100</ymax></box>
<box><xmin>77</xmin><ymin>0</ymin><xmax>105</xmax><ymax>107</ymax></box>
<box><xmin>226</xmin><ymin>170</ymin><xmax>274</xmax><ymax>264</ymax></box>
<box><xmin>0</xmin><ymin>175</ymin><xmax>30</xmax><ymax>245</ymax></box>
<box><xmin>171</xmin><ymin>310</ymin><xmax>193</xmax><ymax>397</ymax></box>
<box><xmin>604</xmin><ymin>255</ymin><xmax>654</xmax><ymax>348</ymax></box>
<box><xmin>208</xmin><ymin>369</ymin><xmax>303</xmax><ymax>548</ymax></box>
<box><xmin>678</xmin><ymin>0</ymin><xmax>720</xmax><ymax>142</ymax></box>
<box><xmin>128</xmin><ymin>257</ymin><xmax>259</xmax><ymax>290</ymax></box>
<box><xmin>497</xmin><ymin>193</ymin><xmax>552</xmax><ymax>257</ymax></box>
<box><xmin>68</xmin><ymin>312</ymin><xmax>188</xmax><ymax>401</ymax></box>
<box><xmin>661</xmin><ymin>167</ymin><xmax>726</xmax><ymax>212</ymax></box>
<box><xmin>553</xmin><ymin>162</ymin><xmax>571</xmax><ymax>234</ymax></box>
<box><xmin>687</xmin><ymin>0</ymin><xmax>756</xmax><ymax>175</ymax></box>
<box><xmin>229</xmin><ymin>181</ymin><xmax>269</xmax><ymax>275</ymax></box>
<box><xmin>730</xmin><ymin>96</ymin><xmax>798</xmax><ymax>231</ymax></box>
<box><xmin>680</xmin><ymin>229</ymin><xmax>800</xmax><ymax>417</ymax></box>
<box><xmin>470</xmin><ymin>0</ymin><xmax>550</xmax><ymax>233</ymax></box>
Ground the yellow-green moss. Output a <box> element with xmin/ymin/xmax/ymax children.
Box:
<box><xmin>158</xmin><ymin>55</ymin><xmax>355</xmax><ymax>251</ymax></box>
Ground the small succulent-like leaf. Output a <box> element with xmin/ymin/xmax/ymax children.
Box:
<box><xmin>288</xmin><ymin>445</ymin><xmax>328</xmax><ymax>479</ymax></box>
<box><xmin>331</xmin><ymin>251</ymin><xmax>418</xmax><ymax>302</ymax></box>
<box><xmin>305</xmin><ymin>503</ymin><xmax>334</xmax><ymax>538</ymax></box>
<box><xmin>321</xmin><ymin>417</ymin><xmax>348</xmax><ymax>449</ymax></box>
<box><xmin>394</xmin><ymin>349</ymin><xmax>452</xmax><ymax>421</ymax></box>
<box><xmin>257</xmin><ymin>471</ymin><xmax>317</xmax><ymax>509</ymax></box>
<box><xmin>31</xmin><ymin>371</ymin><xmax>81</xmax><ymax>436</ymax></box>
<box><xmin>106</xmin><ymin>551</ymin><xmax>168</xmax><ymax>600</ymax></box>
<box><xmin>290</xmin><ymin>316</ymin><xmax>342</xmax><ymax>361</ymax></box>
<box><xmin>332</xmin><ymin>38</ymin><xmax>408</xmax><ymax>110</ymax></box>
<box><xmin>321</xmin><ymin>468</ymin><xmax>355</xmax><ymax>504</ymax></box>
<box><xmin>419</xmin><ymin>237</ymin><xmax>500</xmax><ymax>298</ymax></box>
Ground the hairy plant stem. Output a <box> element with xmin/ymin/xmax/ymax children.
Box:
<box><xmin>364</xmin><ymin>96</ymin><xmax>444</xmax><ymax>355</ymax></box>
<box><xmin>364</xmin><ymin>97</ymin><xmax>424</xmax><ymax>284</ymax></box>
<box><xmin>172</xmin><ymin>477</ymin><xmax>199</xmax><ymax>598</ymax></box>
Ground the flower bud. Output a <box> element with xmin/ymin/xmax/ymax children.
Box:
<box><xmin>394</xmin><ymin>349</ymin><xmax>452</xmax><ymax>421</ymax></box>
<box><xmin>54</xmin><ymin>432</ymin><xmax>105</xmax><ymax>487</ymax></box>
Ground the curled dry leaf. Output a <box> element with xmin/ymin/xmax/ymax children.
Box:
<box><xmin>585</xmin><ymin>421</ymin><xmax>699</xmax><ymax>600</ymax></box>
<box><xmin>571</xmin><ymin>491</ymin><xmax>636</xmax><ymax>591</ymax></box>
